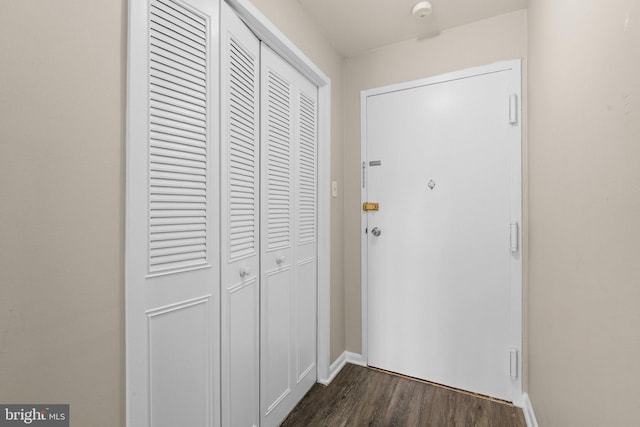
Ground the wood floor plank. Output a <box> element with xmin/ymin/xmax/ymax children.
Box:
<box><xmin>281</xmin><ymin>364</ymin><xmax>526</xmax><ymax>427</ymax></box>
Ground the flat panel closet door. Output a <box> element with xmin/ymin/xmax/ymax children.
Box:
<box><xmin>220</xmin><ymin>3</ymin><xmax>260</xmax><ymax>427</ymax></box>
<box><xmin>260</xmin><ymin>44</ymin><xmax>318</xmax><ymax>427</ymax></box>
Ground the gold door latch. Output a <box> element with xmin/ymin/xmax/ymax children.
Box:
<box><xmin>362</xmin><ymin>202</ymin><xmax>379</xmax><ymax>212</ymax></box>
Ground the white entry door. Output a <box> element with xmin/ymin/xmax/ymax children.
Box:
<box><xmin>364</xmin><ymin>63</ymin><xmax>522</xmax><ymax>402</ymax></box>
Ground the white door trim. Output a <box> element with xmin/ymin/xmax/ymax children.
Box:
<box><xmin>360</xmin><ymin>60</ymin><xmax>523</xmax><ymax>402</ymax></box>
<box><xmin>225</xmin><ymin>0</ymin><xmax>332</xmax><ymax>384</ymax></box>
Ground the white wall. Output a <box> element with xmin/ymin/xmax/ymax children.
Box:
<box><xmin>0</xmin><ymin>1</ymin><xmax>126</xmax><ymax>425</ymax></box>
<box><xmin>343</xmin><ymin>10</ymin><xmax>528</xmax><ymax>355</ymax></box>
<box><xmin>528</xmin><ymin>0</ymin><xmax>640</xmax><ymax>425</ymax></box>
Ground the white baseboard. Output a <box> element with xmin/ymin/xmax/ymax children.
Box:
<box><xmin>317</xmin><ymin>351</ymin><xmax>365</xmax><ymax>385</ymax></box>
<box><xmin>317</xmin><ymin>352</ymin><xmax>346</xmax><ymax>385</ymax></box>
<box><xmin>345</xmin><ymin>351</ymin><xmax>366</xmax><ymax>367</ymax></box>
<box><xmin>519</xmin><ymin>393</ymin><xmax>538</xmax><ymax>427</ymax></box>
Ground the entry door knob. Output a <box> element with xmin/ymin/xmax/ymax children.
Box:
<box><xmin>371</xmin><ymin>227</ymin><xmax>382</xmax><ymax>237</ymax></box>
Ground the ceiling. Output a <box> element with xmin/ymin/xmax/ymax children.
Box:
<box><xmin>298</xmin><ymin>0</ymin><xmax>528</xmax><ymax>57</ymax></box>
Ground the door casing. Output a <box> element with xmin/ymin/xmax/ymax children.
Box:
<box><xmin>359</xmin><ymin>60</ymin><xmax>524</xmax><ymax>405</ymax></box>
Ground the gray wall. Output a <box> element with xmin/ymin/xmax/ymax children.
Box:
<box><xmin>0</xmin><ymin>1</ymin><xmax>127</xmax><ymax>426</ymax></box>
<box><xmin>528</xmin><ymin>0</ymin><xmax>640</xmax><ymax>425</ymax></box>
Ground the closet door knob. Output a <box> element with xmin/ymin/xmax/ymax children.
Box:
<box><xmin>276</xmin><ymin>255</ymin><xmax>286</xmax><ymax>265</ymax></box>
<box><xmin>239</xmin><ymin>266</ymin><xmax>251</xmax><ymax>278</ymax></box>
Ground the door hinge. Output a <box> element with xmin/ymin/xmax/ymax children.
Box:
<box><xmin>510</xmin><ymin>349</ymin><xmax>519</xmax><ymax>379</ymax></box>
<box><xmin>362</xmin><ymin>161</ymin><xmax>366</xmax><ymax>188</ymax></box>
<box><xmin>509</xmin><ymin>94</ymin><xmax>518</xmax><ymax>125</ymax></box>
<box><xmin>510</xmin><ymin>221</ymin><xmax>519</xmax><ymax>253</ymax></box>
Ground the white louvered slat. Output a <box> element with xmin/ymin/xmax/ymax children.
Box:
<box><xmin>227</xmin><ymin>35</ymin><xmax>258</xmax><ymax>260</ymax></box>
<box><xmin>297</xmin><ymin>91</ymin><xmax>317</xmax><ymax>243</ymax></box>
<box><xmin>149</xmin><ymin>0</ymin><xmax>208</xmax><ymax>273</ymax></box>
<box><xmin>150</xmin><ymin>230</ymin><xmax>207</xmax><ymax>241</ymax></box>
<box><xmin>266</xmin><ymin>70</ymin><xmax>291</xmax><ymax>249</ymax></box>
<box><xmin>150</xmin><ymin>223</ymin><xmax>206</xmax><ymax>233</ymax></box>
<box><xmin>150</xmin><ymin>140</ymin><xmax>206</xmax><ymax>156</ymax></box>
<box><xmin>150</xmin><ymin>75</ymin><xmax>206</xmax><ymax>107</ymax></box>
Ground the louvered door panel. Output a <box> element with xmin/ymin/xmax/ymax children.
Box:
<box><xmin>296</xmin><ymin>91</ymin><xmax>317</xmax><ymax>244</ymax></box>
<box><xmin>221</xmin><ymin>4</ymin><xmax>260</xmax><ymax>427</ymax></box>
<box><xmin>127</xmin><ymin>0</ymin><xmax>219</xmax><ymax>426</ymax></box>
<box><xmin>149</xmin><ymin>0</ymin><xmax>209</xmax><ymax>273</ymax></box>
<box><xmin>261</xmin><ymin>46</ymin><xmax>295</xmax><ymax>427</ymax></box>
<box><xmin>228</xmin><ymin>36</ymin><xmax>258</xmax><ymax>259</ymax></box>
<box><xmin>265</xmin><ymin>70</ymin><xmax>292</xmax><ymax>250</ymax></box>
<box><xmin>260</xmin><ymin>44</ymin><xmax>317</xmax><ymax>427</ymax></box>
<box><xmin>293</xmin><ymin>82</ymin><xmax>318</xmax><ymax>391</ymax></box>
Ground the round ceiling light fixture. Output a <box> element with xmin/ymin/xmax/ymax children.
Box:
<box><xmin>412</xmin><ymin>1</ymin><xmax>433</xmax><ymax>19</ymax></box>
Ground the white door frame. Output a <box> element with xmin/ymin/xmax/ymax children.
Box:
<box><xmin>224</xmin><ymin>0</ymin><xmax>332</xmax><ymax>386</ymax></box>
<box><xmin>360</xmin><ymin>60</ymin><xmax>523</xmax><ymax>404</ymax></box>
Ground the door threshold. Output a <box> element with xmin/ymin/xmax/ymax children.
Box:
<box><xmin>367</xmin><ymin>365</ymin><xmax>515</xmax><ymax>407</ymax></box>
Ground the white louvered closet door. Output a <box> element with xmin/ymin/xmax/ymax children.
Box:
<box><xmin>127</xmin><ymin>0</ymin><xmax>220</xmax><ymax>426</ymax></box>
<box><xmin>220</xmin><ymin>3</ymin><xmax>260</xmax><ymax>427</ymax></box>
<box><xmin>260</xmin><ymin>44</ymin><xmax>319</xmax><ymax>427</ymax></box>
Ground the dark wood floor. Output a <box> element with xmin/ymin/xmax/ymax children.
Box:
<box><xmin>281</xmin><ymin>364</ymin><xmax>526</xmax><ymax>427</ymax></box>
